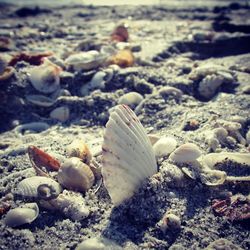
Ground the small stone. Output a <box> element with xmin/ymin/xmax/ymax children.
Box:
<box><xmin>153</xmin><ymin>136</ymin><xmax>177</xmax><ymax>158</ymax></box>
<box><xmin>134</xmin><ymin>79</ymin><xmax>154</xmax><ymax>94</ymax></box>
<box><xmin>50</xmin><ymin>106</ymin><xmax>70</xmax><ymax>122</ymax></box>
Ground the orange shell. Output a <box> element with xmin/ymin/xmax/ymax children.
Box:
<box><xmin>28</xmin><ymin>146</ymin><xmax>61</xmax><ymax>174</ymax></box>
<box><xmin>107</xmin><ymin>49</ymin><xmax>134</xmax><ymax>68</ymax></box>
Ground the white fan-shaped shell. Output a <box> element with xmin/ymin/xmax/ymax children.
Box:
<box><xmin>29</xmin><ymin>58</ymin><xmax>61</xmax><ymax>93</ymax></box>
<box><xmin>102</xmin><ymin>104</ymin><xmax>157</xmax><ymax>206</ymax></box>
<box><xmin>15</xmin><ymin>176</ymin><xmax>62</xmax><ymax>199</ymax></box>
<box><xmin>5</xmin><ymin>203</ymin><xmax>39</xmax><ymax>227</ymax></box>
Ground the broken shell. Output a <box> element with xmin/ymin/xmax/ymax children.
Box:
<box><xmin>0</xmin><ymin>66</ymin><xmax>15</xmax><ymax>81</ymax></box>
<box><xmin>157</xmin><ymin>212</ymin><xmax>181</xmax><ymax>233</ymax></box>
<box><xmin>14</xmin><ymin>176</ymin><xmax>62</xmax><ymax>199</ymax></box>
<box><xmin>169</xmin><ymin>143</ymin><xmax>202</xmax><ymax>164</ymax></box>
<box><xmin>66</xmin><ymin>140</ymin><xmax>92</xmax><ymax>164</ymax></box>
<box><xmin>40</xmin><ymin>190</ymin><xmax>89</xmax><ymax>221</ymax></box>
<box><xmin>25</xmin><ymin>94</ymin><xmax>56</xmax><ymax>107</ymax></box>
<box><xmin>118</xmin><ymin>92</ymin><xmax>143</xmax><ymax>108</ymax></box>
<box><xmin>200</xmin><ymin>169</ymin><xmax>227</xmax><ymax>186</ymax></box>
<box><xmin>14</xmin><ymin>122</ymin><xmax>49</xmax><ymax>136</ymax></box>
<box><xmin>28</xmin><ymin>146</ymin><xmax>61</xmax><ymax>176</ymax></box>
<box><xmin>29</xmin><ymin>58</ymin><xmax>61</xmax><ymax>93</ymax></box>
<box><xmin>57</xmin><ymin>157</ymin><xmax>95</xmax><ymax>192</ymax></box>
<box><xmin>65</xmin><ymin>50</ymin><xmax>107</xmax><ymax>71</ymax></box>
<box><xmin>107</xmin><ymin>49</ymin><xmax>134</xmax><ymax>68</ymax></box>
<box><xmin>102</xmin><ymin>104</ymin><xmax>157</xmax><ymax>206</ymax></box>
<box><xmin>203</xmin><ymin>152</ymin><xmax>250</xmax><ymax>169</ymax></box>
<box><xmin>5</xmin><ymin>203</ymin><xmax>39</xmax><ymax>227</ymax></box>
<box><xmin>49</xmin><ymin>106</ymin><xmax>70</xmax><ymax>122</ymax></box>
<box><xmin>153</xmin><ymin>136</ymin><xmax>177</xmax><ymax>158</ymax></box>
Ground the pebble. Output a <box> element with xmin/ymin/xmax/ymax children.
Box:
<box><xmin>153</xmin><ymin>136</ymin><xmax>177</xmax><ymax>158</ymax></box>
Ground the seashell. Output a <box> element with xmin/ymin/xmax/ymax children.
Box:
<box><xmin>57</xmin><ymin>157</ymin><xmax>94</xmax><ymax>192</ymax></box>
<box><xmin>169</xmin><ymin>143</ymin><xmax>202</xmax><ymax>164</ymax></box>
<box><xmin>102</xmin><ymin>104</ymin><xmax>157</xmax><ymax>206</ymax></box>
<box><xmin>148</xmin><ymin>134</ymin><xmax>160</xmax><ymax>146</ymax></box>
<box><xmin>118</xmin><ymin>92</ymin><xmax>143</xmax><ymax>108</ymax></box>
<box><xmin>157</xmin><ymin>212</ymin><xmax>181</xmax><ymax>233</ymax></box>
<box><xmin>66</xmin><ymin>140</ymin><xmax>92</xmax><ymax>164</ymax></box>
<box><xmin>39</xmin><ymin>190</ymin><xmax>89</xmax><ymax>221</ymax></box>
<box><xmin>200</xmin><ymin>169</ymin><xmax>227</xmax><ymax>186</ymax></box>
<box><xmin>14</xmin><ymin>122</ymin><xmax>49</xmax><ymax>136</ymax></box>
<box><xmin>25</xmin><ymin>94</ymin><xmax>56</xmax><ymax>107</ymax></box>
<box><xmin>49</xmin><ymin>106</ymin><xmax>70</xmax><ymax>122</ymax></box>
<box><xmin>5</xmin><ymin>203</ymin><xmax>39</xmax><ymax>227</ymax></box>
<box><xmin>76</xmin><ymin>237</ymin><xmax>123</xmax><ymax>250</ymax></box>
<box><xmin>153</xmin><ymin>136</ymin><xmax>177</xmax><ymax>158</ymax></box>
<box><xmin>28</xmin><ymin>146</ymin><xmax>61</xmax><ymax>176</ymax></box>
<box><xmin>107</xmin><ymin>49</ymin><xmax>134</xmax><ymax>68</ymax></box>
<box><xmin>203</xmin><ymin>152</ymin><xmax>250</xmax><ymax>169</ymax></box>
<box><xmin>29</xmin><ymin>58</ymin><xmax>61</xmax><ymax>93</ymax></box>
<box><xmin>65</xmin><ymin>50</ymin><xmax>107</xmax><ymax>71</ymax></box>
<box><xmin>198</xmin><ymin>74</ymin><xmax>224</xmax><ymax>99</ymax></box>
<box><xmin>158</xmin><ymin>86</ymin><xmax>183</xmax><ymax>99</ymax></box>
<box><xmin>111</xmin><ymin>24</ymin><xmax>129</xmax><ymax>42</ymax></box>
<box><xmin>14</xmin><ymin>176</ymin><xmax>62</xmax><ymax>200</ymax></box>
<box><xmin>0</xmin><ymin>66</ymin><xmax>15</xmax><ymax>81</ymax></box>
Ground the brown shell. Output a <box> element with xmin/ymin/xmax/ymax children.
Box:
<box><xmin>111</xmin><ymin>25</ymin><xmax>129</xmax><ymax>42</ymax></box>
<box><xmin>107</xmin><ymin>49</ymin><xmax>134</xmax><ymax>68</ymax></box>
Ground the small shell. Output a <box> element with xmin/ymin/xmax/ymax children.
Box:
<box><xmin>66</xmin><ymin>140</ymin><xmax>92</xmax><ymax>164</ymax></box>
<box><xmin>40</xmin><ymin>190</ymin><xmax>89</xmax><ymax>221</ymax></box>
<box><xmin>107</xmin><ymin>49</ymin><xmax>134</xmax><ymax>68</ymax></box>
<box><xmin>111</xmin><ymin>24</ymin><xmax>129</xmax><ymax>42</ymax></box>
<box><xmin>25</xmin><ymin>94</ymin><xmax>56</xmax><ymax>107</ymax></box>
<box><xmin>14</xmin><ymin>122</ymin><xmax>49</xmax><ymax>136</ymax></box>
<box><xmin>153</xmin><ymin>136</ymin><xmax>177</xmax><ymax>158</ymax></box>
<box><xmin>157</xmin><ymin>212</ymin><xmax>181</xmax><ymax>233</ymax></box>
<box><xmin>65</xmin><ymin>50</ymin><xmax>106</xmax><ymax>71</ymax></box>
<box><xmin>118</xmin><ymin>92</ymin><xmax>143</xmax><ymax>108</ymax></box>
<box><xmin>57</xmin><ymin>157</ymin><xmax>95</xmax><ymax>192</ymax></box>
<box><xmin>0</xmin><ymin>66</ymin><xmax>15</xmax><ymax>81</ymax></box>
<box><xmin>5</xmin><ymin>203</ymin><xmax>39</xmax><ymax>227</ymax></box>
<box><xmin>200</xmin><ymin>170</ymin><xmax>227</xmax><ymax>186</ymax></box>
<box><xmin>76</xmin><ymin>237</ymin><xmax>123</xmax><ymax>250</ymax></box>
<box><xmin>49</xmin><ymin>106</ymin><xmax>70</xmax><ymax>122</ymax></box>
<box><xmin>102</xmin><ymin>104</ymin><xmax>157</xmax><ymax>206</ymax></box>
<box><xmin>169</xmin><ymin>143</ymin><xmax>202</xmax><ymax>163</ymax></box>
<box><xmin>29</xmin><ymin>58</ymin><xmax>61</xmax><ymax>93</ymax></box>
<box><xmin>28</xmin><ymin>145</ymin><xmax>61</xmax><ymax>175</ymax></box>
<box><xmin>14</xmin><ymin>176</ymin><xmax>62</xmax><ymax>199</ymax></box>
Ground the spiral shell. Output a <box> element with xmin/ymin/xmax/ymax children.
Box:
<box><xmin>66</xmin><ymin>140</ymin><xmax>92</xmax><ymax>164</ymax></box>
<box><xmin>14</xmin><ymin>176</ymin><xmax>62</xmax><ymax>199</ymax></box>
<box><xmin>5</xmin><ymin>203</ymin><xmax>39</xmax><ymax>227</ymax></box>
<box><xmin>57</xmin><ymin>157</ymin><xmax>95</xmax><ymax>192</ymax></box>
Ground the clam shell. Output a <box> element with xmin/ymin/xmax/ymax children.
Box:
<box><xmin>25</xmin><ymin>94</ymin><xmax>56</xmax><ymax>107</ymax></box>
<box><xmin>29</xmin><ymin>58</ymin><xmax>61</xmax><ymax>93</ymax></box>
<box><xmin>169</xmin><ymin>143</ymin><xmax>202</xmax><ymax>164</ymax></box>
<box><xmin>102</xmin><ymin>104</ymin><xmax>157</xmax><ymax>206</ymax></box>
<box><xmin>66</xmin><ymin>140</ymin><xmax>92</xmax><ymax>164</ymax></box>
<box><xmin>49</xmin><ymin>106</ymin><xmax>70</xmax><ymax>122</ymax></box>
<box><xmin>5</xmin><ymin>203</ymin><xmax>39</xmax><ymax>227</ymax></box>
<box><xmin>153</xmin><ymin>136</ymin><xmax>177</xmax><ymax>158</ymax></box>
<box><xmin>14</xmin><ymin>176</ymin><xmax>62</xmax><ymax>199</ymax></box>
<box><xmin>57</xmin><ymin>157</ymin><xmax>94</xmax><ymax>192</ymax></box>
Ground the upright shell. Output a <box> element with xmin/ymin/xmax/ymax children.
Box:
<box><xmin>102</xmin><ymin>104</ymin><xmax>157</xmax><ymax>206</ymax></box>
<box><xmin>29</xmin><ymin>58</ymin><xmax>61</xmax><ymax>93</ymax></box>
<box><xmin>5</xmin><ymin>203</ymin><xmax>39</xmax><ymax>227</ymax></box>
<box><xmin>14</xmin><ymin>176</ymin><xmax>62</xmax><ymax>200</ymax></box>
